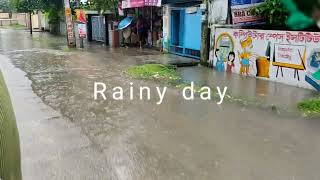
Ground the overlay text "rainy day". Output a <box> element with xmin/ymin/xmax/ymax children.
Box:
<box><xmin>93</xmin><ymin>82</ymin><xmax>228</xmax><ymax>105</ymax></box>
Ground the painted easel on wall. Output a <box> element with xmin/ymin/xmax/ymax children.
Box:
<box><xmin>272</xmin><ymin>44</ymin><xmax>307</xmax><ymax>81</ymax></box>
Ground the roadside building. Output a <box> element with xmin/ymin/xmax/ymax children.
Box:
<box><xmin>162</xmin><ymin>0</ymin><xmax>203</xmax><ymax>59</ymax></box>
<box><xmin>86</xmin><ymin>10</ymin><xmax>115</xmax><ymax>45</ymax></box>
<box><xmin>119</xmin><ymin>0</ymin><xmax>163</xmax><ymax>48</ymax></box>
<box><xmin>207</xmin><ymin>0</ymin><xmax>320</xmax><ymax>91</ymax></box>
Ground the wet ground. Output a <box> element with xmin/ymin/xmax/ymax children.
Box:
<box><xmin>1</xmin><ymin>29</ymin><xmax>320</xmax><ymax>180</ymax></box>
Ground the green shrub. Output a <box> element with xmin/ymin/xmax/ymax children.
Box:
<box><xmin>298</xmin><ymin>98</ymin><xmax>320</xmax><ymax>116</ymax></box>
<box><xmin>125</xmin><ymin>64</ymin><xmax>180</xmax><ymax>84</ymax></box>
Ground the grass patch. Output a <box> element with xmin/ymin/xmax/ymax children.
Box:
<box><xmin>298</xmin><ymin>98</ymin><xmax>320</xmax><ymax>116</ymax></box>
<box><xmin>31</xmin><ymin>37</ymin><xmax>47</xmax><ymax>42</ymax></box>
<box><xmin>125</xmin><ymin>64</ymin><xmax>294</xmax><ymax>115</ymax></box>
<box><xmin>126</xmin><ymin>64</ymin><xmax>266</xmax><ymax>106</ymax></box>
<box><xmin>61</xmin><ymin>46</ymin><xmax>76</xmax><ymax>52</ymax></box>
<box><xmin>125</xmin><ymin>64</ymin><xmax>181</xmax><ymax>84</ymax></box>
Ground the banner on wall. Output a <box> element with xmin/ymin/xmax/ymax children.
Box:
<box><xmin>118</xmin><ymin>1</ymin><xmax>124</xmax><ymax>16</ymax></box>
<box><xmin>208</xmin><ymin>0</ymin><xmax>228</xmax><ymax>25</ymax></box>
<box><xmin>231</xmin><ymin>0</ymin><xmax>264</xmax><ymax>25</ymax></box>
<box><xmin>122</xmin><ymin>0</ymin><xmax>162</xmax><ymax>9</ymax></box>
<box><xmin>76</xmin><ymin>9</ymin><xmax>87</xmax><ymax>23</ymax></box>
<box><xmin>77</xmin><ymin>24</ymin><xmax>87</xmax><ymax>38</ymax></box>
<box><xmin>211</xmin><ymin>28</ymin><xmax>320</xmax><ymax>91</ymax></box>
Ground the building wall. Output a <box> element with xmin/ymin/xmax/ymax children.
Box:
<box><xmin>0</xmin><ymin>19</ymin><xmax>18</xmax><ymax>26</ymax></box>
<box><xmin>12</xmin><ymin>13</ymin><xmax>28</xmax><ymax>26</ymax></box>
<box><xmin>32</xmin><ymin>14</ymin><xmax>40</xmax><ymax>29</ymax></box>
<box><xmin>162</xmin><ymin>5</ymin><xmax>171</xmax><ymax>52</ymax></box>
<box><xmin>211</xmin><ymin>28</ymin><xmax>320</xmax><ymax>91</ymax></box>
<box><xmin>162</xmin><ymin>5</ymin><xmax>202</xmax><ymax>58</ymax></box>
<box><xmin>183</xmin><ymin>9</ymin><xmax>201</xmax><ymax>50</ymax></box>
<box><xmin>0</xmin><ymin>13</ymin><xmax>24</xmax><ymax>27</ymax></box>
<box><xmin>59</xmin><ymin>21</ymin><xmax>67</xmax><ymax>36</ymax></box>
<box><xmin>0</xmin><ymin>13</ymin><xmax>10</xmax><ymax>19</ymax></box>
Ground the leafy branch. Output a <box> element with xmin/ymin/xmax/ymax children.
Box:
<box><xmin>251</xmin><ymin>0</ymin><xmax>289</xmax><ymax>28</ymax></box>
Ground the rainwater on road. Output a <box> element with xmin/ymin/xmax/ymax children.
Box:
<box><xmin>1</xmin><ymin>29</ymin><xmax>320</xmax><ymax>180</ymax></box>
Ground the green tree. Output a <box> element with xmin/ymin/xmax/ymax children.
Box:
<box><xmin>0</xmin><ymin>0</ymin><xmax>14</xmax><ymax>12</ymax></box>
<box><xmin>252</xmin><ymin>0</ymin><xmax>289</xmax><ymax>29</ymax></box>
<box><xmin>88</xmin><ymin>0</ymin><xmax>118</xmax><ymax>14</ymax></box>
<box><xmin>15</xmin><ymin>0</ymin><xmax>45</xmax><ymax>12</ymax></box>
<box><xmin>11</xmin><ymin>0</ymin><xmax>63</xmax><ymax>34</ymax></box>
<box><xmin>281</xmin><ymin>0</ymin><xmax>316</xmax><ymax>30</ymax></box>
<box><xmin>11</xmin><ymin>0</ymin><xmax>46</xmax><ymax>34</ymax></box>
<box><xmin>288</xmin><ymin>0</ymin><xmax>320</xmax><ymax>17</ymax></box>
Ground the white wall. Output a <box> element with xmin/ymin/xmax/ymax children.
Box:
<box><xmin>162</xmin><ymin>5</ymin><xmax>171</xmax><ymax>52</ymax></box>
<box><xmin>59</xmin><ymin>21</ymin><xmax>67</xmax><ymax>36</ymax></box>
<box><xmin>211</xmin><ymin>28</ymin><xmax>320</xmax><ymax>91</ymax></box>
<box><xmin>12</xmin><ymin>13</ymin><xmax>28</xmax><ymax>26</ymax></box>
<box><xmin>32</xmin><ymin>14</ymin><xmax>39</xmax><ymax>29</ymax></box>
<box><xmin>208</xmin><ymin>0</ymin><xmax>228</xmax><ymax>27</ymax></box>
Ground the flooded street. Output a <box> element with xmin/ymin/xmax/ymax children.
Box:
<box><xmin>1</xmin><ymin>29</ymin><xmax>320</xmax><ymax>180</ymax></box>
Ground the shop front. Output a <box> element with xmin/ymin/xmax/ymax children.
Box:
<box><xmin>119</xmin><ymin>0</ymin><xmax>163</xmax><ymax>48</ymax></box>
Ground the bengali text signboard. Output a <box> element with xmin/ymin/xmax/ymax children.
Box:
<box><xmin>231</xmin><ymin>0</ymin><xmax>264</xmax><ymax>25</ymax></box>
<box><xmin>210</xmin><ymin>28</ymin><xmax>320</xmax><ymax>91</ymax></box>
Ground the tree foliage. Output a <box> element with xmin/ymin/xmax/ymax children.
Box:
<box><xmin>281</xmin><ymin>0</ymin><xmax>316</xmax><ymax>30</ymax></box>
<box><xmin>252</xmin><ymin>0</ymin><xmax>289</xmax><ymax>28</ymax></box>
<box><xmin>10</xmin><ymin>0</ymin><xmax>63</xmax><ymax>24</ymax></box>
<box><xmin>11</xmin><ymin>0</ymin><xmax>45</xmax><ymax>13</ymax></box>
<box><xmin>289</xmin><ymin>0</ymin><xmax>320</xmax><ymax>17</ymax></box>
<box><xmin>0</xmin><ymin>0</ymin><xmax>14</xmax><ymax>12</ymax></box>
<box><xmin>10</xmin><ymin>0</ymin><xmax>63</xmax><ymax>13</ymax></box>
<box><xmin>83</xmin><ymin>0</ymin><xmax>118</xmax><ymax>13</ymax></box>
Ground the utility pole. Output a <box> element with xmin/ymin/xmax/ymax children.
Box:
<box><xmin>200</xmin><ymin>1</ymin><xmax>209</xmax><ymax>66</ymax></box>
<box><xmin>29</xmin><ymin>11</ymin><xmax>32</xmax><ymax>34</ymax></box>
<box><xmin>64</xmin><ymin>0</ymin><xmax>76</xmax><ymax>47</ymax></box>
<box><xmin>27</xmin><ymin>0</ymin><xmax>32</xmax><ymax>34</ymax></box>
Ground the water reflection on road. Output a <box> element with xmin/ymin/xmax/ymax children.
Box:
<box><xmin>1</xmin><ymin>29</ymin><xmax>320</xmax><ymax>180</ymax></box>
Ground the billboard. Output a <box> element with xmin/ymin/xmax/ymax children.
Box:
<box><xmin>78</xmin><ymin>24</ymin><xmax>87</xmax><ymax>39</ymax></box>
<box><xmin>122</xmin><ymin>0</ymin><xmax>161</xmax><ymax>9</ymax></box>
<box><xmin>231</xmin><ymin>0</ymin><xmax>264</xmax><ymax>25</ymax></box>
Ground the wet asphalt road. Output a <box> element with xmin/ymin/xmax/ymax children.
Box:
<box><xmin>1</xmin><ymin>29</ymin><xmax>320</xmax><ymax>180</ymax></box>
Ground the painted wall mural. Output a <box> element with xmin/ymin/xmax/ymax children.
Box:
<box><xmin>211</xmin><ymin>28</ymin><xmax>320</xmax><ymax>91</ymax></box>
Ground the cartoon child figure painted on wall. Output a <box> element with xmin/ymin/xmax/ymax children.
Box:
<box><xmin>305</xmin><ymin>50</ymin><xmax>320</xmax><ymax>91</ymax></box>
<box><xmin>310</xmin><ymin>52</ymin><xmax>320</xmax><ymax>69</ymax></box>
<box><xmin>226</xmin><ymin>52</ymin><xmax>235</xmax><ymax>73</ymax></box>
<box><xmin>238</xmin><ymin>36</ymin><xmax>253</xmax><ymax>76</ymax></box>
<box><xmin>215</xmin><ymin>49</ymin><xmax>225</xmax><ymax>72</ymax></box>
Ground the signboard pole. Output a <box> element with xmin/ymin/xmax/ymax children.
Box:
<box><xmin>77</xmin><ymin>23</ymin><xmax>87</xmax><ymax>48</ymax></box>
<box><xmin>64</xmin><ymin>0</ymin><xmax>76</xmax><ymax>48</ymax></box>
<box><xmin>80</xmin><ymin>37</ymin><xmax>84</xmax><ymax>48</ymax></box>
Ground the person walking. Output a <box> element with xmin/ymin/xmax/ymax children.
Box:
<box><xmin>136</xmin><ymin>15</ymin><xmax>148</xmax><ymax>49</ymax></box>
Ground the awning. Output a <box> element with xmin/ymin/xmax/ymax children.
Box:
<box><xmin>122</xmin><ymin>0</ymin><xmax>162</xmax><ymax>9</ymax></box>
<box><xmin>162</xmin><ymin>0</ymin><xmax>202</xmax><ymax>4</ymax></box>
